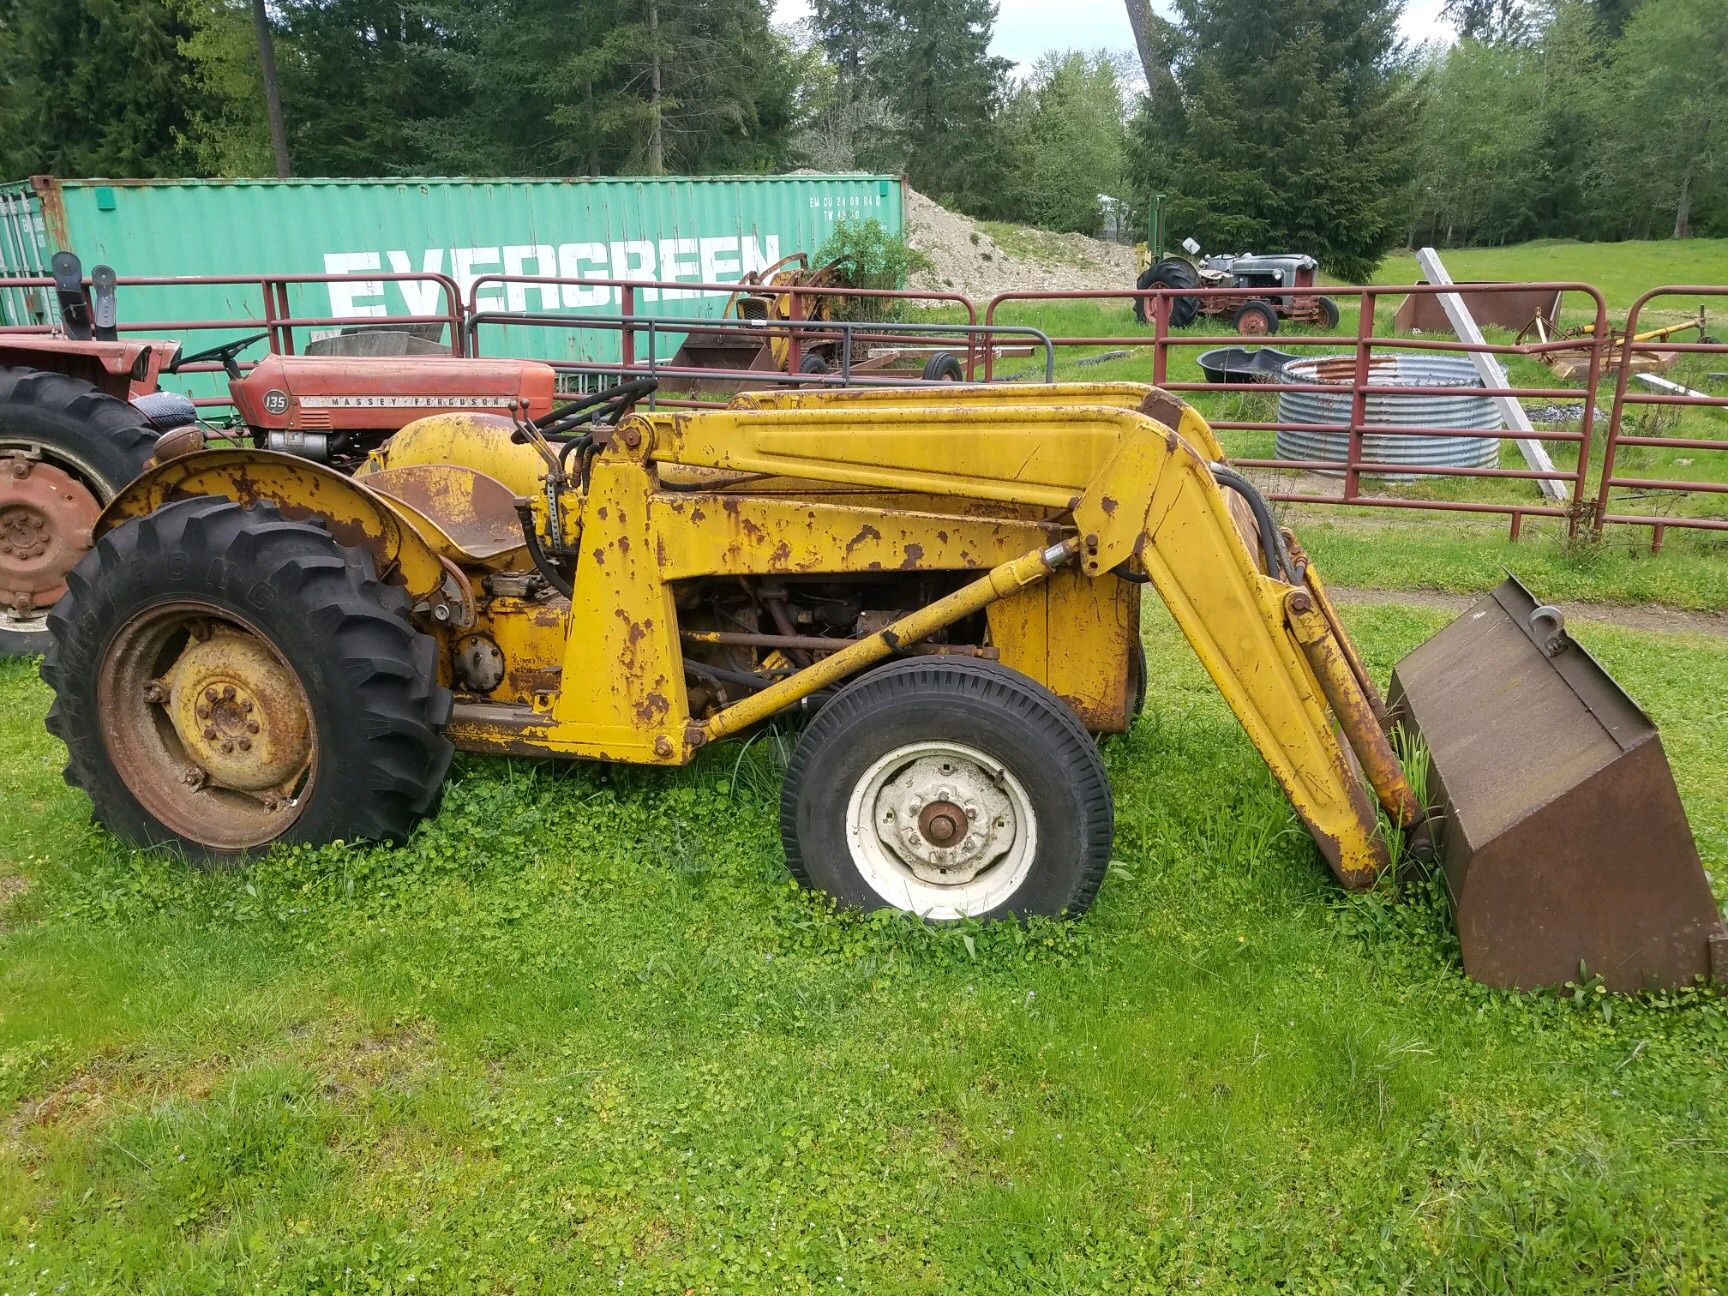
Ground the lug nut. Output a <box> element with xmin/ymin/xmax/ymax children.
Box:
<box><xmin>203</xmin><ymin>726</ymin><xmax>217</xmax><ymax>741</ymax></box>
<box><xmin>246</xmin><ymin>720</ymin><xmax>260</xmax><ymax>734</ymax></box>
<box><xmin>222</xmin><ymin>685</ymin><xmax>236</xmax><ymax>701</ymax></box>
<box><xmin>220</xmin><ymin>740</ymin><xmax>234</xmax><ymax>754</ymax></box>
<box><xmin>204</xmin><ymin>687</ymin><xmax>218</xmax><ymax>702</ymax></box>
<box><xmin>144</xmin><ymin>682</ymin><xmax>167</xmax><ymax>704</ymax></box>
<box><xmin>261</xmin><ymin>792</ymin><xmax>283</xmax><ymax>811</ymax></box>
<box><xmin>237</xmin><ymin>738</ymin><xmax>251</xmax><ymax>752</ymax></box>
<box><xmin>241</xmin><ymin>699</ymin><xmax>253</xmax><ymax>713</ymax></box>
<box><xmin>196</xmin><ymin>703</ymin><xmax>211</xmax><ymax>719</ymax></box>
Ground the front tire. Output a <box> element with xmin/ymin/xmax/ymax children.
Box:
<box><xmin>43</xmin><ymin>497</ymin><xmax>453</xmax><ymax>859</ymax></box>
<box><xmin>780</xmin><ymin>659</ymin><xmax>1114</xmax><ymax>921</ymax></box>
<box><xmin>1233</xmin><ymin>300</ymin><xmax>1280</xmax><ymax>336</ymax></box>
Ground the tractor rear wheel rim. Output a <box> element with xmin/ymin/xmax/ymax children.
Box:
<box><xmin>847</xmin><ymin>739</ymin><xmax>1036</xmax><ymax>918</ymax></box>
<box><xmin>0</xmin><ymin>454</ymin><xmax>101</xmax><ymax>623</ymax></box>
<box><xmin>97</xmin><ymin>600</ymin><xmax>317</xmax><ymax>851</ymax></box>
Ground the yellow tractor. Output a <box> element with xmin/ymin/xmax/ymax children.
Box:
<box><xmin>42</xmin><ymin>380</ymin><xmax>1726</xmax><ymax>990</ymax></box>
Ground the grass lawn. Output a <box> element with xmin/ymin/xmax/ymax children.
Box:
<box><xmin>1373</xmin><ymin>239</ymin><xmax>1728</xmax><ymax>316</ymax></box>
<box><xmin>3</xmin><ymin>233</ymin><xmax>1726</xmax><ymax>1291</ymax></box>
<box><xmin>4</xmin><ymin>565</ymin><xmax>1728</xmax><ymax>1291</ymax></box>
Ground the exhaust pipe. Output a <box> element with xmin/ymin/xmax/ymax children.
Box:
<box><xmin>1388</xmin><ymin>576</ymin><xmax>1726</xmax><ymax>992</ymax></box>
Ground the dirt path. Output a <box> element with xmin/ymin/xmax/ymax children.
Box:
<box><xmin>1328</xmin><ymin>585</ymin><xmax>1728</xmax><ymax>639</ymax></box>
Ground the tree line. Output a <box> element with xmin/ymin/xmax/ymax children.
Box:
<box><xmin>0</xmin><ymin>0</ymin><xmax>1722</xmax><ymax>283</ymax></box>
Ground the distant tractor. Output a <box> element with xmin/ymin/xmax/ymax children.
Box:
<box><xmin>1129</xmin><ymin>198</ymin><xmax>1339</xmax><ymax>335</ymax></box>
<box><xmin>1133</xmin><ymin>240</ymin><xmax>1340</xmax><ymax>335</ymax></box>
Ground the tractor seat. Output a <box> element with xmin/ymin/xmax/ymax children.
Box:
<box><xmin>131</xmin><ymin>390</ymin><xmax>200</xmax><ymax>432</ymax></box>
<box><xmin>359</xmin><ymin>463</ymin><xmax>526</xmax><ymax>566</ymax></box>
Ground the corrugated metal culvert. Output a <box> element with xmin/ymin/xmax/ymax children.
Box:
<box><xmin>0</xmin><ymin>174</ymin><xmax>906</xmax><ymax>354</ymax></box>
<box><xmin>1275</xmin><ymin>353</ymin><xmax>1503</xmax><ymax>478</ymax></box>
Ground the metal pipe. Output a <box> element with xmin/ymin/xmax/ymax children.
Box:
<box><xmin>698</xmin><ymin>538</ymin><xmax>1078</xmax><ymax>745</ymax></box>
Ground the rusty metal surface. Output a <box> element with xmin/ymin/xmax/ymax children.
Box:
<box><xmin>1392</xmin><ymin>285</ymin><xmax>1562</xmax><ymax>335</ymax></box>
<box><xmin>96</xmin><ymin>601</ymin><xmax>314</xmax><ymax>850</ymax></box>
<box><xmin>0</xmin><ymin>454</ymin><xmax>100</xmax><ymax>613</ymax></box>
<box><xmin>100</xmin><ymin>448</ymin><xmax>454</xmax><ymax>608</ymax></box>
<box><xmin>1388</xmin><ymin>576</ymin><xmax>1725</xmax><ymax>991</ymax></box>
<box><xmin>360</xmin><ymin>462</ymin><xmax>526</xmax><ymax>564</ymax></box>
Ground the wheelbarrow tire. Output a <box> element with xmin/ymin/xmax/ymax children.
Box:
<box><xmin>781</xmin><ymin>657</ymin><xmax>1114</xmax><ymax>921</ymax></box>
<box><xmin>43</xmin><ymin>496</ymin><xmax>454</xmax><ymax>861</ymax></box>
<box><xmin>0</xmin><ymin>367</ymin><xmax>158</xmax><ymax>657</ymax></box>
<box><xmin>921</xmin><ymin>351</ymin><xmax>965</xmax><ymax>382</ymax></box>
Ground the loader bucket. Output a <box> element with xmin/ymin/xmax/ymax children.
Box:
<box><xmin>1387</xmin><ymin>576</ymin><xmax>1726</xmax><ymax>992</ymax></box>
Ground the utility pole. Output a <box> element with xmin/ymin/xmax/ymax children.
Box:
<box><xmin>251</xmin><ymin>0</ymin><xmax>294</xmax><ymax>178</ymax></box>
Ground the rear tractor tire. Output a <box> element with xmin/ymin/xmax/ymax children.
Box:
<box><xmin>1134</xmin><ymin>258</ymin><xmax>1202</xmax><ymax>328</ymax></box>
<box><xmin>43</xmin><ymin>497</ymin><xmax>453</xmax><ymax>860</ymax></box>
<box><xmin>0</xmin><ymin>367</ymin><xmax>157</xmax><ymax>657</ymax></box>
<box><xmin>780</xmin><ymin>658</ymin><xmax>1114</xmax><ymax>921</ymax></box>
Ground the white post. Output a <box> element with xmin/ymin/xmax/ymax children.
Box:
<box><xmin>1415</xmin><ymin>247</ymin><xmax>1567</xmax><ymax>502</ymax></box>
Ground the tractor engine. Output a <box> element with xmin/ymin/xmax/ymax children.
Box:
<box><xmin>228</xmin><ymin>354</ymin><xmax>559</xmax><ymax>471</ymax></box>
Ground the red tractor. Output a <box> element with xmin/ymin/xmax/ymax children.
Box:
<box><xmin>0</xmin><ymin>258</ymin><xmax>558</xmax><ymax>655</ymax></box>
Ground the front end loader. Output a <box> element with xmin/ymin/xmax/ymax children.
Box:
<box><xmin>40</xmin><ymin>381</ymin><xmax>1726</xmax><ymax>990</ymax></box>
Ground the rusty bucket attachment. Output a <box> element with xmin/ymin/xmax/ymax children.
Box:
<box><xmin>1388</xmin><ymin>576</ymin><xmax>1726</xmax><ymax>992</ymax></box>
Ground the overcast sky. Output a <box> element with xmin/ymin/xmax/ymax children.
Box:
<box><xmin>772</xmin><ymin>0</ymin><xmax>1455</xmax><ymax>79</ymax></box>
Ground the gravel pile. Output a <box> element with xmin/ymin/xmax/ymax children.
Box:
<box><xmin>903</xmin><ymin>188</ymin><xmax>1136</xmax><ymax>303</ymax></box>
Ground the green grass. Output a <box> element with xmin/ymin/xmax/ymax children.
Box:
<box><xmin>1374</xmin><ymin>239</ymin><xmax>1728</xmax><ymax>315</ymax></box>
<box><xmin>4</xmin><ymin>588</ymin><xmax>1728</xmax><ymax>1292</ymax></box>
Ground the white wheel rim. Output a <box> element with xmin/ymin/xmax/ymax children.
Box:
<box><xmin>844</xmin><ymin>739</ymin><xmax>1038</xmax><ymax>919</ymax></box>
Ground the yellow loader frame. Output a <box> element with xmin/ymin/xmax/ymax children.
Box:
<box><xmin>104</xmin><ymin>382</ymin><xmax>1418</xmax><ymax>890</ymax></box>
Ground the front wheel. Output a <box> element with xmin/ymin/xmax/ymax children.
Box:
<box><xmin>1233</xmin><ymin>300</ymin><xmax>1280</xmax><ymax>336</ymax></box>
<box><xmin>43</xmin><ymin>497</ymin><xmax>453</xmax><ymax>859</ymax></box>
<box><xmin>780</xmin><ymin>659</ymin><xmax>1114</xmax><ymax>920</ymax></box>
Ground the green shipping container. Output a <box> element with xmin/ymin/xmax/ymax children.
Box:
<box><xmin>0</xmin><ymin>174</ymin><xmax>906</xmax><ymax>370</ymax></box>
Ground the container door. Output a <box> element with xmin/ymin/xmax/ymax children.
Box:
<box><xmin>0</xmin><ymin>184</ymin><xmax>53</xmax><ymax>329</ymax></box>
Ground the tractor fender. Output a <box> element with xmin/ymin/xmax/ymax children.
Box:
<box><xmin>98</xmin><ymin>448</ymin><xmax>463</xmax><ymax>616</ymax></box>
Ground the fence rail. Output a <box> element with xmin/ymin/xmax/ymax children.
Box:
<box><xmin>0</xmin><ymin>269</ymin><xmax>1722</xmax><ymax>549</ymax></box>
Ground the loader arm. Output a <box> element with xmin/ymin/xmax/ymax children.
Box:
<box><xmin>632</xmin><ymin>399</ymin><xmax>1411</xmax><ymax>887</ymax></box>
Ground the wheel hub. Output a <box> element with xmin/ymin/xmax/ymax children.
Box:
<box><xmin>873</xmin><ymin>753</ymin><xmax>1017</xmax><ymax>885</ymax></box>
<box><xmin>158</xmin><ymin>628</ymin><xmax>312</xmax><ymax>793</ymax></box>
<box><xmin>0</xmin><ymin>454</ymin><xmax>100</xmax><ymax>612</ymax></box>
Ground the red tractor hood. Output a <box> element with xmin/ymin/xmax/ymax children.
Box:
<box><xmin>233</xmin><ymin>354</ymin><xmax>559</xmax><ymax>430</ymax></box>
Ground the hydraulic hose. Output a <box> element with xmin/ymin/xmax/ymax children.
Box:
<box><xmin>1210</xmin><ymin>463</ymin><xmax>1297</xmax><ymax>583</ymax></box>
<box><xmin>512</xmin><ymin>498</ymin><xmax>575</xmax><ymax>600</ymax></box>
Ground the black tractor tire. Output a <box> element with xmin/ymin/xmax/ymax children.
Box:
<box><xmin>1313</xmin><ymin>295</ymin><xmax>1341</xmax><ymax>330</ymax></box>
<box><xmin>1134</xmin><ymin>258</ymin><xmax>1202</xmax><ymax>327</ymax></box>
<box><xmin>43</xmin><ymin>496</ymin><xmax>454</xmax><ymax>860</ymax></box>
<box><xmin>0</xmin><ymin>367</ymin><xmax>158</xmax><ymax>657</ymax></box>
<box><xmin>799</xmin><ymin>351</ymin><xmax>832</xmax><ymax>375</ymax></box>
<box><xmin>921</xmin><ymin>351</ymin><xmax>965</xmax><ymax>382</ymax></box>
<box><xmin>780</xmin><ymin>657</ymin><xmax>1114</xmax><ymax>921</ymax></box>
<box><xmin>1233</xmin><ymin>300</ymin><xmax>1280</xmax><ymax>337</ymax></box>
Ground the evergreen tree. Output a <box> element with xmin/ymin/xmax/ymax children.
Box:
<box><xmin>1132</xmin><ymin>0</ymin><xmax>1414</xmax><ymax>281</ymax></box>
<box><xmin>874</xmin><ymin>0</ymin><xmax>1010</xmax><ymax>208</ymax></box>
<box><xmin>0</xmin><ymin>0</ymin><xmax>201</xmax><ymax>178</ymax></box>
